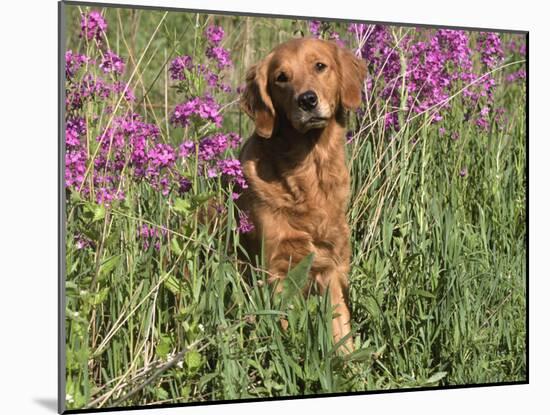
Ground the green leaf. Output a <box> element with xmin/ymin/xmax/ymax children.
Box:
<box><xmin>156</xmin><ymin>335</ymin><xmax>171</xmax><ymax>359</ymax></box>
<box><xmin>281</xmin><ymin>253</ymin><xmax>314</xmax><ymax>303</ymax></box>
<box><xmin>191</xmin><ymin>192</ymin><xmax>216</xmax><ymax>206</ymax></box>
<box><xmin>92</xmin><ymin>204</ymin><xmax>106</xmax><ymax>223</ymax></box>
<box><xmin>245</xmin><ymin>310</ymin><xmax>287</xmax><ymax>317</ymax></box>
<box><xmin>173</xmin><ymin>198</ymin><xmax>191</xmax><ymax>215</ymax></box>
<box><xmin>180</xmin><ymin>384</ymin><xmax>191</xmax><ymax>399</ymax></box>
<box><xmin>171</xmin><ymin>237</ymin><xmax>183</xmax><ymax>256</ymax></box>
<box><xmin>412</xmin><ymin>289</ymin><xmax>436</xmax><ymax>299</ymax></box>
<box><xmin>164</xmin><ymin>274</ymin><xmax>184</xmax><ymax>295</ymax></box>
<box><xmin>98</xmin><ymin>255</ymin><xmax>120</xmax><ymax>278</ymax></box>
<box><xmin>343</xmin><ymin>346</ymin><xmax>377</xmax><ymax>362</ymax></box>
<box><xmin>364</xmin><ymin>296</ymin><xmax>380</xmax><ymax>318</ymax></box>
<box><xmin>155</xmin><ymin>387</ymin><xmax>168</xmax><ymax>400</ymax></box>
<box><xmin>88</xmin><ymin>287</ymin><xmax>110</xmax><ymax>306</ymax></box>
<box><xmin>185</xmin><ymin>350</ymin><xmax>202</xmax><ymax>372</ymax></box>
<box><xmin>426</xmin><ymin>371</ymin><xmax>447</xmax><ymax>384</ymax></box>
<box><xmin>198</xmin><ymin>373</ymin><xmax>217</xmax><ymax>390</ymax></box>
<box><xmin>69</xmin><ymin>190</ymin><xmax>83</xmax><ymax>204</ymax></box>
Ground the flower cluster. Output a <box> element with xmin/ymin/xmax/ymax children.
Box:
<box><xmin>205</xmin><ymin>25</ymin><xmax>225</xmax><ymax>46</ymax></box>
<box><xmin>67</xmin><ymin>12</ymin><xmax>131</xmax><ymax>115</ymax></box>
<box><xmin>167</xmin><ymin>25</ymin><xmax>247</xmax><ymax>201</ymax></box>
<box><xmin>205</xmin><ymin>46</ymin><xmax>232</xmax><ymax>70</ymax></box>
<box><xmin>138</xmin><ymin>224</ymin><xmax>168</xmax><ymax>251</ymax></box>
<box><xmin>506</xmin><ymin>69</ymin><xmax>526</xmax><ymax>83</ymax></box>
<box><xmin>65</xmin><ymin>88</ymin><xmax>192</xmax><ymax>204</ymax></box>
<box><xmin>66</xmin><ymin>15</ymin><xmax>249</xmax><ymax>213</ymax></box>
<box><xmin>67</xmin><ymin>11</ymin><xmax>250</xmax><ymax>244</ymax></box>
<box><xmin>237</xmin><ymin>211</ymin><xmax>254</xmax><ymax>234</ymax></box>
<box><xmin>80</xmin><ymin>10</ymin><xmax>107</xmax><ymax>42</ymax></box>
<box><xmin>75</xmin><ymin>233</ymin><xmax>93</xmax><ymax>250</ymax></box>
<box><xmin>168</xmin><ymin>26</ymin><xmax>233</xmax><ymax>97</ymax></box>
<box><xmin>170</xmin><ymin>95</ymin><xmax>222</xmax><ymax>128</ymax></box>
<box><xmin>169</xmin><ymin>55</ymin><xmax>193</xmax><ymax>81</ymax></box>
<box><xmin>179</xmin><ymin>133</ymin><xmax>246</xmax><ymax>197</ymax></box>
<box><xmin>92</xmin><ymin>113</ymin><xmax>190</xmax><ymax>200</ymax></box>
<box><xmin>477</xmin><ymin>32</ymin><xmax>504</xmax><ymax>69</ymax></box>
<box><xmin>66</xmin><ymin>50</ymin><xmax>91</xmax><ymax>79</ymax></box>
<box><xmin>99</xmin><ymin>50</ymin><xmax>125</xmax><ymax>75</ymax></box>
<box><xmin>66</xmin><ymin>70</ymin><xmax>136</xmax><ymax>111</ymax></box>
<box><xmin>65</xmin><ymin>146</ymin><xmax>87</xmax><ymax>189</ymax></box>
<box><xmin>345</xmin><ymin>23</ymin><xmax>516</xmax><ymax>131</ymax></box>
<box><xmin>65</xmin><ymin>117</ymin><xmax>88</xmax><ymax>189</ymax></box>
<box><xmin>66</xmin><ymin>117</ymin><xmax>87</xmax><ymax>147</ymax></box>
<box><xmin>204</xmin><ymin>25</ymin><xmax>233</xmax><ymax>69</ymax></box>
<box><xmin>179</xmin><ymin>132</ymin><xmax>240</xmax><ymax>161</ymax></box>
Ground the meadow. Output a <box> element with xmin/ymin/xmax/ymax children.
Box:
<box><xmin>62</xmin><ymin>4</ymin><xmax>527</xmax><ymax>410</ymax></box>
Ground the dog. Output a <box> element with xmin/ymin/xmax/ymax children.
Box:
<box><xmin>237</xmin><ymin>37</ymin><xmax>367</xmax><ymax>353</ymax></box>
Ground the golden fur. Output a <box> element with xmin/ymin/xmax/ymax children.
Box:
<box><xmin>238</xmin><ymin>37</ymin><xmax>367</xmax><ymax>352</ymax></box>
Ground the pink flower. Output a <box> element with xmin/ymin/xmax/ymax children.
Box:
<box><xmin>99</xmin><ymin>50</ymin><xmax>125</xmax><ymax>75</ymax></box>
<box><xmin>205</xmin><ymin>26</ymin><xmax>225</xmax><ymax>46</ymax></box>
<box><xmin>80</xmin><ymin>11</ymin><xmax>107</xmax><ymax>42</ymax></box>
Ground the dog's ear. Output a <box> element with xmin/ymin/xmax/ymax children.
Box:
<box><xmin>338</xmin><ymin>47</ymin><xmax>367</xmax><ymax>110</ymax></box>
<box><xmin>240</xmin><ymin>55</ymin><xmax>275</xmax><ymax>138</ymax></box>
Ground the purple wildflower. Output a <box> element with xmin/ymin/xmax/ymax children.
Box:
<box><xmin>477</xmin><ymin>32</ymin><xmax>504</xmax><ymax>69</ymax></box>
<box><xmin>112</xmin><ymin>81</ymin><xmax>136</xmax><ymax>102</ymax></box>
<box><xmin>506</xmin><ymin>69</ymin><xmax>526</xmax><ymax>83</ymax></box>
<box><xmin>80</xmin><ymin>11</ymin><xmax>107</xmax><ymax>42</ymax></box>
<box><xmin>66</xmin><ymin>74</ymin><xmax>112</xmax><ymax>111</ymax></box>
<box><xmin>218</xmin><ymin>158</ymin><xmax>248</xmax><ymax>189</ymax></box>
<box><xmin>309</xmin><ymin>21</ymin><xmax>322</xmax><ymax>37</ymax></box>
<box><xmin>196</xmin><ymin>65</ymin><xmax>232</xmax><ymax>93</ymax></box>
<box><xmin>99</xmin><ymin>50</ymin><xmax>125</xmax><ymax>75</ymax></box>
<box><xmin>171</xmin><ymin>95</ymin><xmax>223</xmax><ymax>128</ymax></box>
<box><xmin>75</xmin><ymin>233</ymin><xmax>92</xmax><ymax>250</ymax></box>
<box><xmin>205</xmin><ymin>25</ymin><xmax>225</xmax><ymax>46</ymax></box>
<box><xmin>138</xmin><ymin>224</ymin><xmax>167</xmax><ymax>251</ymax></box>
<box><xmin>148</xmin><ymin>143</ymin><xmax>176</xmax><ymax>169</ymax></box>
<box><xmin>179</xmin><ymin>140</ymin><xmax>196</xmax><ymax>158</ymax></box>
<box><xmin>66</xmin><ymin>117</ymin><xmax>87</xmax><ymax>148</ymax></box>
<box><xmin>65</xmin><ymin>148</ymin><xmax>87</xmax><ymax>189</ymax></box>
<box><xmin>205</xmin><ymin>46</ymin><xmax>232</xmax><ymax>70</ymax></box>
<box><xmin>65</xmin><ymin>50</ymin><xmax>90</xmax><ymax>79</ymax></box>
<box><xmin>95</xmin><ymin>186</ymin><xmax>124</xmax><ymax>205</ymax></box>
<box><xmin>169</xmin><ymin>55</ymin><xmax>193</xmax><ymax>81</ymax></box>
<box><xmin>198</xmin><ymin>133</ymin><xmax>229</xmax><ymax>161</ymax></box>
<box><xmin>506</xmin><ymin>38</ymin><xmax>526</xmax><ymax>56</ymax></box>
<box><xmin>90</xmin><ymin>113</ymin><xmax>184</xmax><ymax>202</ymax></box>
<box><xmin>237</xmin><ymin>211</ymin><xmax>255</xmax><ymax>234</ymax></box>
<box><xmin>476</xmin><ymin>106</ymin><xmax>491</xmax><ymax>130</ymax></box>
<box><xmin>178</xmin><ymin>176</ymin><xmax>192</xmax><ymax>194</ymax></box>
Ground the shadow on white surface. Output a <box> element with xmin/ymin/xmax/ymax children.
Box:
<box><xmin>34</xmin><ymin>398</ymin><xmax>57</xmax><ymax>413</ymax></box>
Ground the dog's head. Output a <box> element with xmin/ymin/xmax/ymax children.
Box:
<box><xmin>241</xmin><ymin>37</ymin><xmax>367</xmax><ymax>138</ymax></box>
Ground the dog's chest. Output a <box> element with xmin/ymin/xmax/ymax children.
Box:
<box><xmin>275</xmin><ymin>155</ymin><xmax>349</xmax><ymax>233</ymax></box>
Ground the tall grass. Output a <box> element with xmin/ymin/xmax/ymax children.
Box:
<box><xmin>63</xmin><ymin>5</ymin><xmax>526</xmax><ymax>410</ymax></box>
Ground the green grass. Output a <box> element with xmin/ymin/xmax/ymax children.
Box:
<box><xmin>63</xmin><ymin>5</ymin><xmax>526</xmax><ymax>410</ymax></box>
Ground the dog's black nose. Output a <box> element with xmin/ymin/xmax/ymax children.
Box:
<box><xmin>298</xmin><ymin>90</ymin><xmax>318</xmax><ymax>111</ymax></box>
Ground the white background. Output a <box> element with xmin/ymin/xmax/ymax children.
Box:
<box><xmin>0</xmin><ymin>0</ymin><xmax>545</xmax><ymax>413</ymax></box>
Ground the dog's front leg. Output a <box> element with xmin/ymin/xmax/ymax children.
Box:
<box><xmin>316</xmin><ymin>269</ymin><xmax>353</xmax><ymax>354</ymax></box>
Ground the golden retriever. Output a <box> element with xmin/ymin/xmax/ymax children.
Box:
<box><xmin>238</xmin><ymin>37</ymin><xmax>367</xmax><ymax>353</ymax></box>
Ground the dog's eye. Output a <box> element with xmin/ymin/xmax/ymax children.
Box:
<box><xmin>276</xmin><ymin>72</ymin><xmax>289</xmax><ymax>83</ymax></box>
<box><xmin>315</xmin><ymin>62</ymin><xmax>327</xmax><ymax>72</ymax></box>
